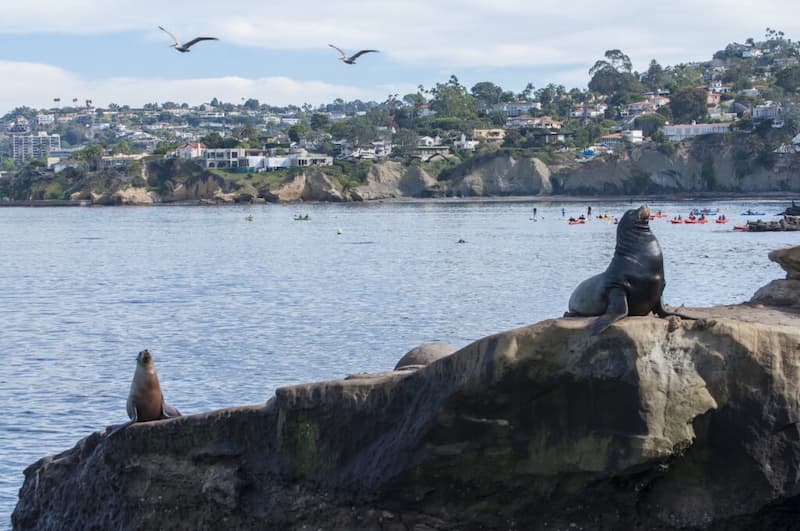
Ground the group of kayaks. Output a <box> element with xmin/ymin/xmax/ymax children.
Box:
<box><xmin>670</xmin><ymin>214</ymin><xmax>729</xmax><ymax>225</ymax></box>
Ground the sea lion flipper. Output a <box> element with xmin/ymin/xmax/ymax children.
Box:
<box><xmin>591</xmin><ymin>288</ymin><xmax>628</xmax><ymax>335</ymax></box>
<box><xmin>162</xmin><ymin>401</ymin><xmax>181</xmax><ymax>419</ymax></box>
<box><xmin>655</xmin><ymin>299</ymin><xmax>697</xmax><ymax>321</ymax></box>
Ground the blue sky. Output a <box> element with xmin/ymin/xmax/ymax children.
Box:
<box><xmin>1</xmin><ymin>0</ymin><xmax>799</xmax><ymax>114</ymax></box>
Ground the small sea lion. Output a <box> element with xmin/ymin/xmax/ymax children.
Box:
<box><xmin>565</xmin><ymin>204</ymin><xmax>695</xmax><ymax>335</ymax></box>
<box><xmin>107</xmin><ymin>349</ymin><xmax>181</xmax><ymax>437</ymax></box>
<box><xmin>394</xmin><ymin>341</ymin><xmax>458</xmax><ymax>370</ymax></box>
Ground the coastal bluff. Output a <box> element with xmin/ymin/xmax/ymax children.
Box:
<box><xmin>12</xmin><ymin>247</ymin><xmax>800</xmax><ymax>530</ymax></box>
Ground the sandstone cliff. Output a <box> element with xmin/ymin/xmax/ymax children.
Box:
<box><xmin>351</xmin><ymin>161</ymin><xmax>440</xmax><ymax>200</ymax></box>
<box><xmin>264</xmin><ymin>168</ymin><xmax>347</xmax><ymax>202</ymax></box>
<box><xmin>12</xmin><ymin>246</ymin><xmax>800</xmax><ymax>530</ymax></box>
<box><xmin>558</xmin><ymin>139</ymin><xmax>800</xmax><ymax>195</ymax></box>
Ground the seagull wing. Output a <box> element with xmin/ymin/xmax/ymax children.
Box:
<box><xmin>328</xmin><ymin>44</ymin><xmax>347</xmax><ymax>59</ymax></box>
<box><xmin>182</xmin><ymin>36</ymin><xmax>219</xmax><ymax>49</ymax></box>
<box><xmin>349</xmin><ymin>49</ymin><xmax>380</xmax><ymax>62</ymax></box>
<box><xmin>158</xmin><ymin>26</ymin><xmax>179</xmax><ymax>46</ymax></box>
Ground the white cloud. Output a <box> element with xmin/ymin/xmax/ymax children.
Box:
<box><xmin>0</xmin><ymin>61</ymin><xmax>402</xmax><ymax>113</ymax></box>
<box><xmin>3</xmin><ymin>0</ymin><xmax>799</xmax><ymax>70</ymax></box>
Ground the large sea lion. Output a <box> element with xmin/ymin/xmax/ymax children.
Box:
<box><xmin>565</xmin><ymin>204</ymin><xmax>694</xmax><ymax>335</ymax></box>
<box><xmin>107</xmin><ymin>349</ymin><xmax>181</xmax><ymax>437</ymax></box>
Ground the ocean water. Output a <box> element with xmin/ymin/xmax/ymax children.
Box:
<box><xmin>1</xmin><ymin>198</ymin><xmax>797</xmax><ymax>526</ymax></box>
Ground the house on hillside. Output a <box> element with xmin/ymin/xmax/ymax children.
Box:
<box><xmin>708</xmin><ymin>81</ymin><xmax>734</xmax><ymax>94</ymax></box>
<box><xmin>101</xmin><ymin>154</ymin><xmax>147</xmax><ymax>169</ymax></box>
<box><xmin>453</xmin><ymin>134</ymin><xmax>479</xmax><ymax>151</ymax></box>
<box><xmin>473</xmin><ymin>129</ymin><xmax>506</xmax><ymax>143</ymax></box>
<box><xmin>661</xmin><ymin>122</ymin><xmax>731</xmax><ymax>141</ymax></box>
<box><xmin>415</xmin><ymin>136</ymin><xmax>450</xmax><ymax>159</ymax></box>
<box><xmin>753</xmin><ymin>101</ymin><xmax>781</xmax><ymax>121</ymax></box>
<box><xmin>491</xmin><ymin>101</ymin><xmax>541</xmax><ymax>116</ymax></box>
<box><xmin>176</xmin><ymin>143</ymin><xmax>206</xmax><ymax>159</ymax></box>
<box><xmin>570</xmin><ymin>103</ymin><xmax>607</xmax><ymax>118</ymax></box>
<box><xmin>204</xmin><ymin>148</ymin><xmax>248</xmax><ymax>169</ymax></box>
<box><xmin>506</xmin><ymin>115</ymin><xmax>562</xmax><ymax>129</ymax></box>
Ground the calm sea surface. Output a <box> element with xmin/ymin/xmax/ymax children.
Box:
<box><xmin>1</xmin><ymin>198</ymin><xmax>798</xmax><ymax>526</ymax></box>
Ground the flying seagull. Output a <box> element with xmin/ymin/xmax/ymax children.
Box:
<box><xmin>159</xmin><ymin>26</ymin><xmax>218</xmax><ymax>53</ymax></box>
<box><xmin>328</xmin><ymin>44</ymin><xmax>379</xmax><ymax>64</ymax></box>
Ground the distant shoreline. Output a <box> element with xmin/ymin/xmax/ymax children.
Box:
<box><xmin>1</xmin><ymin>192</ymin><xmax>798</xmax><ymax>208</ymax></box>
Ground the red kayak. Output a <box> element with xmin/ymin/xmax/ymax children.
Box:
<box><xmin>733</xmin><ymin>225</ymin><xmax>748</xmax><ymax>231</ymax></box>
<box><xmin>670</xmin><ymin>219</ymin><xmax>684</xmax><ymax>224</ymax></box>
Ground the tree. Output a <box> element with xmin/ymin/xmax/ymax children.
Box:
<box><xmin>392</xmin><ymin>129</ymin><xmax>418</xmax><ymax>158</ymax></box>
<box><xmin>288</xmin><ymin>122</ymin><xmax>309</xmax><ymax>143</ymax></box>
<box><xmin>201</xmin><ymin>132</ymin><xmax>225</xmax><ymax>148</ymax></box>
<box><xmin>775</xmin><ymin>66</ymin><xmax>800</xmax><ymax>93</ymax></box>
<box><xmin>470</xmin><ymin>82</ymin><xmax>505</xmax><ymax>105</ymax></box>
<box><xmin>588</xmin><ymin>50</ymin><xmax>640</xmax><ymax>98</ymax></box>
<box><xmin>243</xmin><ymin>98</ymin><xmax>260</xmax><ymax>110</ymax></box>
<box><xmin>429</xmin><ymin>76</ymin><xmax>476</xmax><ymax>120</ymax></box>
<box><xmin>642</xmin><ymin>60</ymin><xmax>665</xmax><ymax>92</ymax></box>
<box><xmin>239</xmin><ymin>123</ymin><xmax>257</xmax><ymax>141</ymax></box>
<box><xmin>664</xmin><ymin>63</ymin><xmax>703</xmax><ymax>90</ymax></box>
<box><xmin>308</xmin><ymin>112</ymin><xmax>330</xmax><ymax>132</ymax></box>
<box><xmin>634</xmin><ymin>114</ymin><xmax>667</xmax><ymax>137</ymax></box>
<box><xmin>76</xmin><ymin>144</ymin><xmax>104</xmax><ymax>171</ymax></box>
<box><xmin>519</xmin><ymin>83</ymin><xmax>535</xmax><ymax>101</ymax></box>
<box><xmin>111</xmin><ymin>140</ymin><xmax>131</xmax><ymax>155</ymax></box>
<box><xmin>669</xmin><ymin>87</ymin><xmax>708</xmax><ymax>124</ymax></box>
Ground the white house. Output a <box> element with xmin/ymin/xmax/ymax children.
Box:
<box><xmin>101</xmin><ymin>154</ymin><xmax>147</xmax><ymax>168</ymax></box>
<box><xmin>753</xmin><ymin>101</ymin><xmax>781</xmax><ymax>121</ymax></box>
<box><xmin>621</xmin><ymin>130</ymin><xmax>644</xmax><ymax>144</ymax></box>
<box><xmin>453</xmin><ymin>134</ymin><xmax>479</xmax><ymax>151</ymax></box>
<box><xmin>708</xmin><ymin>81</ymin><xmax>734</xmax><ymax>94</ymax></box>
<box><xmin>37</xmin><ymin>114</ymin><xmax>55</xmax><ymax>126</ymax></box>
<box><xmin>661</xmin><ymin>122</ymin><xmax>731</xmax><ymax>141</ymax></box>
<box><xmin>570</xmin><ymin>104</ymin><xmax>606</xmax><ymax>118</ymax></box>
<box><xmin>176</xmin><ymin>143</ymin><xmax>205</xmax><ymax>159</ymax></box>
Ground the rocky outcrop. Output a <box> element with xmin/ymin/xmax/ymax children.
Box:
<box><xmin>558</xmin><ymin>141</ymin><xmax>800</xmax><ymax>195</ymax></box>
<box><xmin>265</xmin><ymin>169</ymin><xmax>346</xmax><ymax>202</ymax></box>
<box><xmin>448</xmin><ymin>154</ymin><xmax>552</xmax><ymax>196</ymax></box>
<box><xmin>12</xmin><ymin>249</ymin><xmax>800</xmax><ymax>530</ymax></box>
<box><xmin>351</xmin><ymin>161</ymin><xmax>440</xmax><ymax>200</ymax></box>
<box><xmin>751</xmin><ymin>245</ymin><xmax>800</xmax><ymax>308</ymax></box>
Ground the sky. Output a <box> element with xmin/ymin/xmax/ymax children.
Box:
<box><xmin>1</xmin><ymin>0</ymin><xmax>799</xmax><ymax>115</ymax></box>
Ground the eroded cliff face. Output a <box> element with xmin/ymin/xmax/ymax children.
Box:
<box><xmin>264</xmin><ymin>169</ymin><xmax>347</xmax><ymax>202</ymax></box>
<box><xmin>448</xmin><ymin>155</ymin><xmax>552</xmax><ymax>196</ymax></box>
<box><xmin>12</xmin><ymin>247</ymin><xmax>800</xmax><ymax>530</ymax></box>
<box><xmin>351</xmin><ymin>161</ymin><xmax>440</xmax><ymax>200</ymax></box>
<box><xmin>558</xmin><ymin>142</ymin><xmax>800</xmax><ymax>195</ymax></box>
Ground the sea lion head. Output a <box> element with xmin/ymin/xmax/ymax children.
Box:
<box><xmin>618</xmin><ymin>204</ymin><xmax>651</xmax><ymax>232</ymax></box>
<box><xmin>136</xmin><ymin>349</ymin><xmax>153</xmax><ymax>366</ymax></box>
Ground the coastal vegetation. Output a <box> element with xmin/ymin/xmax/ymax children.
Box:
<box><xmin>2</xmin><ymin>29</ymin><xmax>800</xmax><ymax>202</ymax></box>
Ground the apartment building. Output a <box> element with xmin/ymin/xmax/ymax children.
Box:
<box><xmin>12</xmin><ymin>132</ymin><xmax>61</xmax><ymax>163</ymax></box>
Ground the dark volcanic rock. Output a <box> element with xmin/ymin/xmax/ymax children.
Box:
<box><xmin>13</xmin><ymin>248</ymin><xmax>800</xmax><ymax>530</ymax></box>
